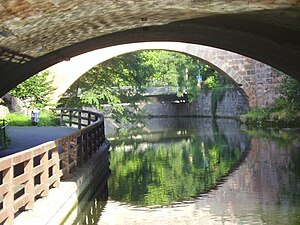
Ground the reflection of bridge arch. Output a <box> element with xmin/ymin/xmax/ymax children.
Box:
<box><xmin>49</xmin><ymin>42</ymin><xmax>280</xmax><ymax>109</ymax></box>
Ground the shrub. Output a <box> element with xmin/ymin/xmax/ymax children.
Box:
<box><xmin>277</xmin><ymin>75</ymin><xmax>300</xmax><ymax>110</ymax></box>
<box><xmin>5</xmin><ymin>113</ymin><xmax>31</xmax><ymax>126</ymax></box>
<box><xmin>5</xmin><ymin>110</ymin><xmax>60</xmax><ymax>126</ymax></box>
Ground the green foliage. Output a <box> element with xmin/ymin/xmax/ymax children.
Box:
<box><xmin>4</xmin><ymin>110</ymin><xmax>59</xmax><ymax>126</ymax></box>
<box><xmin>243</xmin><ymin>75</ymin><xmax>300</xmax><ymax>128</ymax></box>
<box><xmin>140</xmin><ymin>50</ymin><xmax>178</xmax><ymax>86</ymax></box>
<box><xmin>244</xmin><ymin>108</ymin><xmax>300</xmax><ymax>128</ymax></box>
<box><xmin>273</xmin><ymin>98</ymin><xmax>288</xmax><ymax>110</ymax></box>
<box><xmin>277</xmin><ymin>75</ymin><xmax>300</xmax><ymax>110</ymax></box>
<box><xmin>4</xmin><ymin>113</ymin><xmax>31</xmax><ymax>126</ymax></box>
<box><xmin>38</xmin><ymin>110</ymin><xmax>60</xmax><ymax>126</ymax></box>
<box><xmin>142</xmin><ymin>50</ymin><xmax>208</xmax><ymax>101</ymax></box>
<box><xmin>204</xmin><ymin>76</ymin><xmax>217</xmax><ymax>89</ymax></box>
<box><xmin>63</xmin><ymin>52</ymin><xmax>152</xmax><ymax>122</ymax></box>
<box><xmin>9</xmin><ymin>71</ymin><xmax>56</xmax><ymax>109</ymax></box>
<box><xmin>211</xmin><ymin>87</ymin><xmax>227</xmax><ymax>117</ymax></box>
<box><xmin>63</xmin><ymin>50</ymin><xmax>233</xmax><ymax>120</ymax></box>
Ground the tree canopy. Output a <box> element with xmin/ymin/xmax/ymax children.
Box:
<box><xmin>61</xmin><ymin>50</ymin><xmax>230</xmax><ymax>119</ymax></box>
<box><xmin>9</xmin><ymin>71</ymin><xmax>55</xmax><ymax>109</ymax></box>
<box><xmin>62</xmin><ymin>52</ymin><xmax>153</xmax><ymax>120</ymax></box>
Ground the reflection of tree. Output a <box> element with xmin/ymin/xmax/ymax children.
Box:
<box><xmin>109</xmin><ymin>129</ymin><xmax>244</xmax><ymax>207</ymax></box>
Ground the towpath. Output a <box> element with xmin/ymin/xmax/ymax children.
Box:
<box><xmin>0</xmin><ymin>126</ymin><xmax>76</xmax><ymax>157</ymax></box>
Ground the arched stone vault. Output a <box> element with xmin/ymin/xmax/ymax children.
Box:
<box><xmin>49</xmin><ymin>42</ymin><xmax>280</xmax><ymax>109</ymax></box>
<box><xmin>0</xmin><ymin>1</ymin><xmax>300</xmax><ymax>97</ymax></box>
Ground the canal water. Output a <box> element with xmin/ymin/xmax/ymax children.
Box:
<box><xmin>72</xmin><ymin>118</ymin><xmax>300</xmax><ymax>225</ymax></box>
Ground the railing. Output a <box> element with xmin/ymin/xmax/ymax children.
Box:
<box><xmin>0</xmin><ymin>119</ymin><xmax>8</xmax><ymax>150</ymax></box>
<box><xmin>0</xmin><ymin>108</ymin><xmax>106</xmax><ymax>225</ymax></box>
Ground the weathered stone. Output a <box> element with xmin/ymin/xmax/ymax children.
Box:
<box><xmin>0</xmin><ymin>0</ymin><xmax>299</xmax><ymax>102</ymax></box>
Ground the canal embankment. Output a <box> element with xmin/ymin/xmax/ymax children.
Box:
<box><xmin>239</xmin><ymin>108</ymin><xmax>300</xmax><ymax>128</ymax></box>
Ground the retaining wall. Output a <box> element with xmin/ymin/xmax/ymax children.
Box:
<box><xmin>141</xmin><ymin>88</ymin><xmax>249</xmax><ymax>117</ymax></box>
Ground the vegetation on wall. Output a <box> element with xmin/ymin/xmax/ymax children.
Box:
<box><xmin>244</xmin><ymin>74</ymin><xmax>300</xmax><ymax>128</ymax></box>
<box><xmin>276</xmin><ymin>74</ymin><xmax>300</xmax><ymax>111</ymax></box>
<box><xmin>211</xmin><ymin>86</ymin><xmax>227</xmax><ymax>117</ymax></box>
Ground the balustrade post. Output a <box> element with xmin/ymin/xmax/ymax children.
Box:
<box><xmin>83</xmin><ymin>133</ymin><xmax>88</xmax><ymax>161</ymax></box>
<box><xmin>77</xmin><ymin>135</ymin><xmax>83</xmax><ymax>167</ymax></box>
<box><xmin>101</xmin><ymin>121</ymin><xmax>105</xmax><ymax>144</ymax></box>
<box><xmin>52</xmin><ymin>147</ymin><xmax>60</xmax><ymax>187</ymax></box>
<box><xmin>0</xmin><ymin>127</ymin><xmax>2</xmax><ymax>149</ymax></box>
<box><xmin>78</xmin><ymin>111</ymin><xmax>82</xmax><ymax>130</ymax></box>
<box><xmin>95</xmin><ymin>127</ymin><xmax>100</xmax><ymax>148</ymax></box>
<box><xmin>24</xmin><ymin>158</ymin><xmax>34</xmax><ymax>209</ymax></box>
<box><xmin>88</xmin><ymin>113</ymin><xmax>91</xmax><ymax>125</ymax></box>
<box><xmin>60</xmin><ymin>109</ymin><xmax>64</xmax><ymax>125</ymax></box>
<box><xmin>69</xmin><ymin>110</ymin><xmax>72</xmax><ymax>127</ymax></box>
<box><xmin>88</xmin><ymin>131</ymin><xmax>92</xmax><ymax>157</ymax></box>
<box><xmin>40</xmin><ymin>152</ymin><xmax>49</xmax><ymax>197</ymax></box>
<box><xmin>3</xmin><ymin>165</ymin><xmax>14</xmax><ymax>225</ymax></box>
<box><xmin>92</xmin><ymin>129</ymin><xmax>97</xmax><ymax>152</ymax></box>
<box><xmin>62</xmin><ymin>142</ymin><xmax>70</xmax><ymax>178</ymax></box>
<box><xmin>69</xmin><ymin>138</ymin><xmax>77</xmax><ymax>169</ymax></box>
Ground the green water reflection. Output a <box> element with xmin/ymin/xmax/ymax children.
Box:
<box><xmin>69</xmin><ymin>118</ymin><xmax>300</xmax><ymax>225</ymax></box>
<box><xmin>108</xmin><ymin>120</ymin><xmax>250</xmax><ymax>206</ymax></box>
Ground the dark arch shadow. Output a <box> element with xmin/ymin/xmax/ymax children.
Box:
<box><xmin>1</xmin><ymin>9</ymin><xmax>300</xmax><ymax>96</ymax></box>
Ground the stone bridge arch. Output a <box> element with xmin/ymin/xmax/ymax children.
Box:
<box><xmin>0</xmin><ymin>1</ymin><xmax>299</xmax><ymax>97</ymax></box>
<box><xmin>49</xmin><ymin>42</ymin><xmax>279</xmax><ymax>109</ymax></box>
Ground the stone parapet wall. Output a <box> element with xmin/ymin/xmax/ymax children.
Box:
<box><xmin>141</xmin><ymin>88</ymin><xmax>249</xmax><ymax>117</ymax></box>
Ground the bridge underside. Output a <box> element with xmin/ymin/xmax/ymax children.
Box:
<box><xmin>0</xmin><ymin>1</ymin><xmax>300</xmax><ymax>96</ymax></box>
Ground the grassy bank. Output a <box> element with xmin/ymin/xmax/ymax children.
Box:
<box><xmin>241</xmin><ymin>108</ymin><xmax>300</xmax><ymax>128</ymax></box>
<box><xmin>4</xmin><ymin>110</ymin><xmax>60</xmax><ymax>126</ymax></box>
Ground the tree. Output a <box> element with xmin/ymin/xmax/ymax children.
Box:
<box><xmin>141</xmin><ymin>50</ymin><xmax>230</xmax><ymax>101</ymax></box>
<box><xmin>63</xmin><ymin>50</ymin><xmax>231</xmax><ymax>120</ymax></box>
<box><xmin>140</xmin><ymin>50</ymin><xmax>179</xmax><ymax>86</ymax></box>
<box><xmin>63</xmin><ymin>52</ymin><xmax>154</xmax><ymax>121</ymax></box>
<box><xmin>9</xmin><ymin>71</ymin><xmax>55</xmax><ymax>109</ymax></box>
